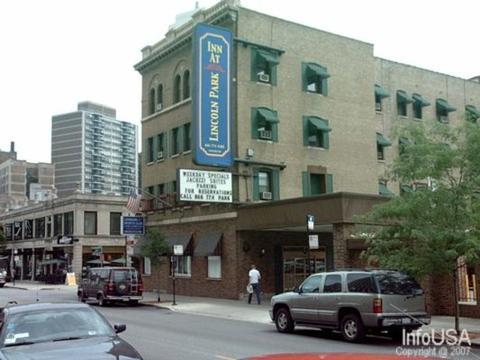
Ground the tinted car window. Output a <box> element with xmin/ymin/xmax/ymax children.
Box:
<box><xmin>347</xmin><ymin>273</ymin><xmax>376</xmax><ymax>293</ymax></box>
<box><xmin>323</xmin><ymin>274</ymin><xmax>342</xmax><ymax>293</ymax></box>
<box><xmin>1</xmin><ymin>307</ymin><xmax>113</xmax><ymax>346</ymax></box>
<box><xmin>112</xmin><ymin>269</ymin><xmax>138</xmax><ymax>283</ymax></box>
<box><xmin>300</xmin><ymin>275</ymin><xmax>323</xmax><ymax>293</ymax></box>
<box><xmin>375</xmin><ymin>272</ymin><xmax>422</xmax><ymax>295</ymax></box>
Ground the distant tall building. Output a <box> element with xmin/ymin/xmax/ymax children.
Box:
<box><xmin>0</xmin><ymin>160</ymin><xmax>55</xmax><ymax>212</ymax></box>
<box><xmin>51</xmin><ymin>101</ymin><xmax>137</xmax><ymax>198</ymax></box>
<box><xmin>0</xmin><ymin>142</ymin><xmax>17</xmax><ymax>164</ymax></box>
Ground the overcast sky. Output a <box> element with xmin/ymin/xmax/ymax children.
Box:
<box><xmin>1</xmin><ymin>0</ymin><xmax>478</xmax><ymax>163</ymax></box>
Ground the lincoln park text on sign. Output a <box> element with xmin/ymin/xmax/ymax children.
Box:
<box><xmin>178</xmin><ymin>169</ymin><xmax>232</xmax><ymax>203</ymax></box>
<box><xmin>193</xmin><ymin>23</ymin><xmax>233</xmax><ymax>167</ymax></box>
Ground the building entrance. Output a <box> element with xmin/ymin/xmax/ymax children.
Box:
<box><xmin>283</xmin><ymin>246</ymin><xmax>326</xmax><ymax>291</ymax></box>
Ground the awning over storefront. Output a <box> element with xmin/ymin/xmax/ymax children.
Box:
<box><xmin>166</xmin><ymin>233</ymin><xmax>193</xmax><ymax>255</ymax></box>
<box><xmin>374</xmin><ymin>84</ymin><xmax>390</xmax><ymax>98</ymax></box>
<box><xmin>436</xmin><ymin>98</ymin><xmax>456</xmax><ymax>112</ymax></box>
<box><xmin>194</xmin><ymin>232</ymin><xmax>223</xmax><ymax>256</ymax></box>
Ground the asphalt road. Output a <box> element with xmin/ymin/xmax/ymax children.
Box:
<box><xmin>1</xmin><ymin>286</ymin><xmax>480</xmax><ymax>359</ymax></box>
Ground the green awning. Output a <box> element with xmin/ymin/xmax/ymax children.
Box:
<box><xmin>257</xmin><ymin>49</ymin><xmax>280</xmax><ymax>65</ymax></box>
<box><xmin>375</xmin><ymin>84</ymin><xmax>390</xmax><ymax>98</ymax></box>
<box><xmin>307</xmin><ymin>117</ymin><xmax>331</xmax><ymax>132</ymax></box>
<box><xmin>194</xmin><ymin>232</ymin><xmax>222</xmax><ymax>257</ymax></box>
<box><xmin>165</xmin><ymin>234</ymin><xmax>192</xmax><ymax>248</ymax></box>
<box><xmin>379</xmin><ymin>183</ymin><xmax>395</xmax><ymax>197</ymax></box>
<box><xmin>397</xmin><ymin>90</ymin><xmax>413</xmax><ymax>104</ymax></box>
<box><xmin>306</xmin><ymin>63</ymin><xmax>330</xmax><ymax>79</ymax></box>
<box><xmin>400</xmin><ymin>185</ymin><xmax>413</xmax><ymax>193</ymax></box>
<box><xmin>257</xmin><ymin>108</ymin><xmax>279</xmax><ymax>123</ymax></box>
<box><xmin>376</xmin><ymin>133</ymin><xmax>392</xmax><ymax>147</ymax></box>
<box><xmin>412</xmin><ymin>93</ymin><xmax>430</xmax><ymax>107</ymax></box>
<box><xmin>399</xmin><ymin>137</ymin><xmax>410</xmax><ymax>146</ymax></box>
<box><xmin>466</xmin><ymin>105</ymin><xmax>480</xmax><ymax>118</ymax></box>
<box><xmin>436</xmin><ymin>98</ymin><xmax>456</xmax><ymax>113</ymax></box>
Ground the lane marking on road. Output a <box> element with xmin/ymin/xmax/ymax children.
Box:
<box><xmin>215</xmin><ymin>355</ymin><xmax>236</xmax><ymax>360</ymax></box>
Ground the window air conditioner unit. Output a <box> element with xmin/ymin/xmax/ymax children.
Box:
<box><xmin>260</xmin><ymin>191</ymin><xmax>272</xmax><ymax>200</ymax></box>
<box><xmin>156</xmin><ymin>104</ymin><xmax>163</xmax><ymax>111</ymax></box>
<box><xmin>439</xmin><ymin>115</ymin><xmax>449</xmax><ymax>123</ymax></box>
<box><xmin>258</xmin><ymin>73</ymin><xmax>270</xmax><ymax>83</ymax></box>
<box><xmin>258</xmin><ymin>130</ymin><xmax>272</xmax><ymax>140</ymax></box>
<box><xmin>157</xmin><ymin>151</ymin><xmax>164</xmax><ymax>160</ymax></box>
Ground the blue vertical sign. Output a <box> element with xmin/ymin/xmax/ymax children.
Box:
<box><xmin>193</xmin><ymin>23</ymin><xmax>233</xmax><ymax>167</ymax></box>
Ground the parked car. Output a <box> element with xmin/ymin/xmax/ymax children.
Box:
<box><xmin>270</xmin><ymin>270</ymin><xmax>430</xmax><ymax>342</ymax></box>
<box><xmin>0</xmin><ymin>269</ymin><xmax>6</xmax><ymax>288</ymax></box>
<box><xmin>0</xmin><ymin>302</ymin><xmax>143</xmax><ymax>359</ymax></box>
<box><xmin>78</xmin><ymin>267</ymin><xmax>143</xmax><ymax>306</ymax></box>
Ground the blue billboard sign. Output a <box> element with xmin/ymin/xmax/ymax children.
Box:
<box><xmin>193</xmin><ymin>23</ymin><xmax>233</xmax><ymax>167</ymax></box>
<box><xmin>121</xmin><ymin>216</ymin><xmax>145</xmax><ymax>235</ymax></box>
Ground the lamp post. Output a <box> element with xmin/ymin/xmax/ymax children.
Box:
<box><xmin>306</xmin><ymin>215</ymin><xmax>315</xmax><ymax>276</ymax></box>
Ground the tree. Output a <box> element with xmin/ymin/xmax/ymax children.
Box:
<box><xmin>361</xmin><ymin>121</ymin><xmax>480</xmax><ymax>333</ymax></box>
<box><xmin>140</xmin><ymin>228</ymin><xmax>170</xmax><ymax>302</ymax></box>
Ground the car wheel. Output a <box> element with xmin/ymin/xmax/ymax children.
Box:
<box><xmin>0</xmin><ymin>283</ymin><xmax>5</xmax><ymax>288</ymax></box>
<box><xmin>341</xmin><ymin>313</ymin><xmax>366</xmax><ymax>342</ymax></box>
<box><xmin>98</xmin><ymin>295</ymin><xmax>108</xmax><ymax>307</ymax></box>
<box><xmin>275</xmin><ymin>307</ymin><xmax>294</xmax><ymax>333</ymax></box>
<box><xmin>78</xmin><ymin>290</ymin><xmax>87</xmax><ymax>303</ymax></box>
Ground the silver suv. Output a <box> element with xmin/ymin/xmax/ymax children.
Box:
<box><xmin>270</xmin><ymin>270</ymin><xmax>430</xmax><ymax>342</ymax></box>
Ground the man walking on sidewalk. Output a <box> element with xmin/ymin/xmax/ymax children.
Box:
<box><xmin>248</xmin><ymin>264</ymin><xmax>261</xmax><ymax>305</ymax></box>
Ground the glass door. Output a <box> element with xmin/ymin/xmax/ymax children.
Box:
<box><xmin>283</xmin><ymin>246</ymin><xmax>326</xmax><ymax>291</ymax></box>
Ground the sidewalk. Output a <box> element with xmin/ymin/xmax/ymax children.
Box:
<box><xmin>4</xmin><ymin>281</ymin><xmax>77</xmax><ymax>292</ymax></box>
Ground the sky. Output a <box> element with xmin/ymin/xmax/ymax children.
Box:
<box><xmin>1</xmin><ymin>0</ymin><xmax>479</xmax><ymax>163</ymax></box>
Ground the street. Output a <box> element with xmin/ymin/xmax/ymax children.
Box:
<box><xmin>1</xmin><ymin>286</ymin><xmax>480</xmax><ymax>359</ymax></box>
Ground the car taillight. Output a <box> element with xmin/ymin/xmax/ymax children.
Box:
<box><xmin>105</xmin><ymin>282</ymin><xmax>115</xmax><ymax>294</ymax></box>
<box><xmin>373</xmin><ymin>298</ymin><xmax>383</xmax><ymax>314</ymax></box>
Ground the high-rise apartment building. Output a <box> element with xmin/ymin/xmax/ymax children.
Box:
<box><xmin>51</xmin><ymin>101</ymin><xmax>137</xmax><ymax>198</ymax></box>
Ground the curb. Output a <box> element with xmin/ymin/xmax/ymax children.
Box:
<box><xmin>4</xmin><ymin>285</ymin><xmax>28</xmax><ymax>291</ymax></box>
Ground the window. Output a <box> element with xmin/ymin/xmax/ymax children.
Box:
<box><xmin>143</xmin><ymin>257</ymin><xmax>151</xmax><ymax>276</ymax></box>
<box><xmin>251</xmin><ymin>107</ymin><xmax>278</xmax><ymax>141</ymax></box>
<box><xmin>374</xmin><ymin>84</ymin><xmax>390</xmax><ymax>112</ymax></box>
<box><xmin>458</xmin><ymin>257</ymin><xmax>477</xmax><ymax>304</ymax></box>
<box><xmin>183</xmin><ymin>123</ymin><xmax>191</xmax><ymax>152</ymax></box>
<box><xmin>374</xmin><ymin>272</ymin><xmax>422</xmax><ymax>295</ymax></box>
<box><xmin>174</xmin><ymin>74</ymin><xmax>181</xmax><ymax>103</ymax></box>
<box><xmin>396</xmin><ymin>90</ymin><xmax>412</xmax><ymax>117</ymax></box>
<box><xmin>35</xmin><ymin>217</ymin><xmax>45</xmax><ymax>238</ymax></box>
<box><xmin>208</xmin><ymin>256</ymin><xmax>221</xmax><ymax>279</ymax></box>
<box><xmin>323</xmin><ymin>274</ymin><xmax>342</xmax><ymax>293</ymax></box>
<box><xmin>156</xmin><ymin>133</ymin><xmax>165</xmax><ymax>160</ymax></box>
<box><xmin>84</xmin><ymin>211</ymin><xmax>97</xmax><ymax>235</ymax></box>
<box><xmin>347</xmin><ymin>273</ymin><xmax>376</xmax><ymax>293</ymax></box>
<box><xmin>174</xmin><ymin>256</ymin><xmax>191</xmax><ymax>276</ymax></box>
<box><xmin>183</xmin><ymin>70</ymin><xmax>190</xmax><ymax>100</ymax></box>
<box><xmin>302</xmin><ymin>63</ymin><xmax>329</xmax><ymax>95</ymax></box>
<box><xmin>147</xmin><ymin>186</ymin><xmax>154</xmax><ymax>196</ymax></box>
<box><xmin>253</xmin><ymin>168</ymin><xmax>279</xmax><ymax>201</ymax></box>
<box><xmin>302</xmin><ymin>172</ymin><xmax>333</xmax><ymax>196</ymax></box>
<box><xmin>156</xmin><ymin>183</ymin><xmax>165</xmax><ymax>195</ymax></box>
<box><xmin>64</xmin><ymin>212</ymin><xmax>74</xmax><ymax>236</ymax></box>
<box><xmin>300</xmin><ymin>275</ymin><xmax>323</xmax><ymax>293</ymax></box>
<box><xmin>466</xmin><ymin>105</ymin><xmax>480</xmax><ymax>123</ymax></box>
<box><xmin>146</xmin><ymin>137</ymin><xmax>154</xmax><ymax>163</ymax></box>
<box><xmin>157</xmin><ymin>84</ymin><xmax>163</xmax><ymax>111</ymax></box>
<box><xmin>53</xmin><ymin>214</ymin><xmax>63</xmax><ymax>237</ymax></box>
<box><xmin>376</xmin><ymin>133</ymin><xmax>391</xmax><ymax>160</ymax></box>
<box><xmin>303</xmin><ymin>116</ymin><xmax>331</xmax><ymax>149</ymax></box>
<box><xmin>149</xmin><ymin>88</ymin><xmax>155</xmax><ymax>115</ymax></box>
<box><xmin>171</xmin><ymin>127</ymin><xmax>181</xmax><ymax>155</ymax></box>
<box><xmin>412</xmin><ymin>93</ymin><xmax>430</xmax><ymax>119</ymax></box>
<box><xmin>251</xmin><ymin>48</ymin><xmax>279</xmax><ymax>85</ymax></box>
<box><xmin>436</xmin><ymin>98</ymin><xmax>456</xmax><ymax>123</ymax></box>
<box><xmin>110</xmin><ymin>212</ymin><xmax>121</xmax><ymax>235</ymax></box>
<box><xmin>171</xmin><ymin>181</ymin><xmax>177</xmax><ymax>194</ymax></box>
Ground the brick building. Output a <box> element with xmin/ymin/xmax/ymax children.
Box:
<box><xmin>134</xmin><ymin>0</ymin><xmax>480</xmax><ymax>316</ymax></box>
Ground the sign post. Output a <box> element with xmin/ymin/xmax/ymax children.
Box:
<box><xmin>306</xmin><ymin>214</ymin><xmax>315</xmax><ymax>276</ymax></box>
<box><xmin>172</xmin><ymin>245</ymin><xmax>184</xmax><ymax>306</ymax></box>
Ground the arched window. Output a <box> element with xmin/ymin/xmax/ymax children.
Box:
<box><xmin>157</xmin><ymin>84</ymin><xmax>163</xmax><ymax>110</ymax></box>
<box><xmin>183</xmin><ymin>70</ymin><xmax>190</xmax><ymax>100</ymax></box>
<box><xmin>174</xmin><ymin>75</ymin><xmax>181</xmax><ymax>103</ymax></box>
<box><xmin>149</xmin><ymin>88</ymin><xmax>156</xmax><ymax>115</ymax></box>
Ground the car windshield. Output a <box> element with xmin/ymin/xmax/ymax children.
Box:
<box><xmin>374</xmin><ymin>272</ymin><xmax>422</xmax><ymax>295</ymax></box>
<box><xmin>1</xmin><ymin>307</ymin><xmax>114</xmax><ymax>347</ymax></box>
